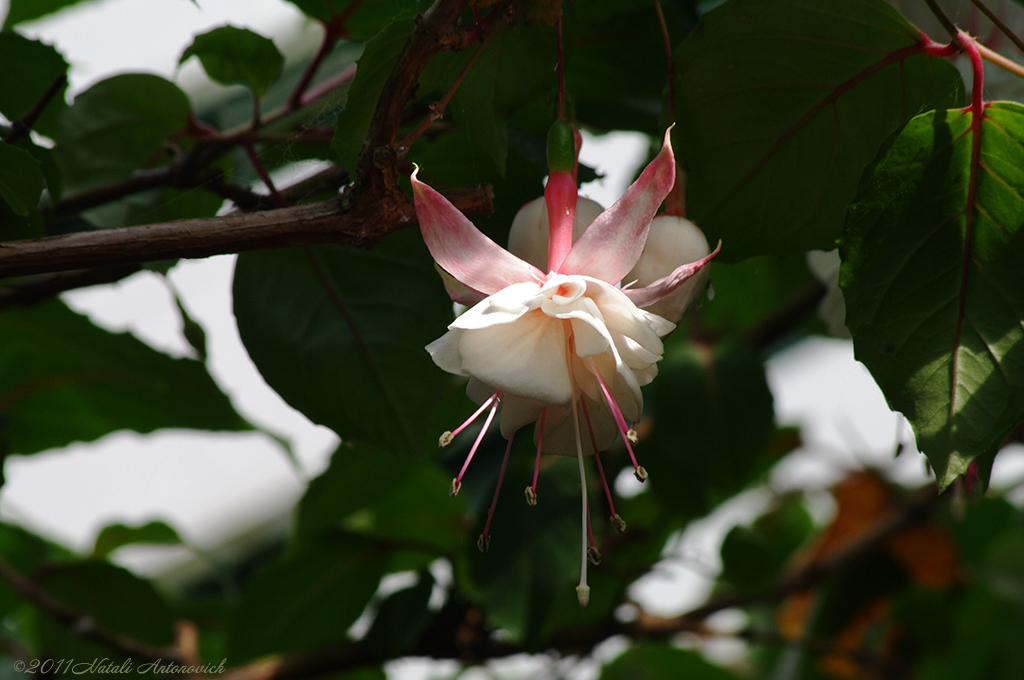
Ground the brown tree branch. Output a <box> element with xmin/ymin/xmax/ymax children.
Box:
<box><xmin>0</xmin><ymin>185</ymin><xmax>491</xmax><ymax>279</ymax></box>
<box><xmin>0</xmin><ymin>556</ymin><xmax>180</xmax><ymax>664</ymax></box>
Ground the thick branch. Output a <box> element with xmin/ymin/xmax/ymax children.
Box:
<box><xmin>0</xmin><ymin>186</ymin><xmax>491</xmax><ymax>279</ymax></box>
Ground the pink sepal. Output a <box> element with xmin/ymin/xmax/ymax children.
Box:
<box><xmin>624</xmin><ymin>241</ymin><xmax>721</xmax><ymax>309</ymax></box>
<box><xmin>558</xmin><ymin>129</ymin><xmax>675</xmax><ymax>283</ymax></box>
<box><xmin>412</xmin><ymin>167</ymin><xmax>545</xmax><ymax>295</ymax></box>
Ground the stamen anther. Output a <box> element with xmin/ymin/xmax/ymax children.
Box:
<box><xmin>439</xmin><ymin>431</ymin><xmax>454</xmax><ymax>447</ymax></box>
<box><xmin>450</xmin><ymin>478</ymin><xmax>461</xmax><ymax>496</ymax></box>
<box><xmin>626</xmin><ymin>428</ymin><xmax>639</xmax><ymax>444</ymax></box>
<box><xmin>634</xmin><ymin>466</ymin><xmax>648</xmax><ymax>482</ymax></box>
<box><xmin>524</xmin><ymin>486</ymin><xmax>537</xmax><ymax>506</ymax></box>
<box><xmin>611</xmin><ymin>514</ymin><xmax>626</xmax><ymax>533</ymax></box>
<box><xmin>587</xmin><ymin>546</ymin><xmax>602</xmax><ymax>565</ymax></box>
<box><xmin>477</xmin><ymin>534</ymin><xmax>490</xmax><ymax>552</ymax></box>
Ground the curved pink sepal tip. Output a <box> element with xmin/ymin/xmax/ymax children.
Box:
<box><xmin>624</xmin><ymin>240</ymin><xmax>721</xmax><ymax>309</ymax></box>
<box><xmin>558</xmin><ymin>129</ymin><xmax>676</xmax><ymax>284</ymax></box>
<box><xmin>412</xmin><ymin>167</ymin><xmax>545</xmax><ymax>295</ymax></box>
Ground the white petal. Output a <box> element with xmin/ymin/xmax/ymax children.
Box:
<box><xmin>426</xmin><ymin>330</ymin><xmax>466</xmax><ymax>376</ymax></box>
<box><xmin>449</xmin><ymin>281</ymin><xmax>542</xmax><ymax>330</ymax></box>
<box><xmin>498</xmin><ymin>393</ymin><xmax>546</xmax><ymax>439</ymax></box>
<box><xmin>457</xmin><ymin>309</ymin><xmax>575</xmax><ymax>407</ymax></box>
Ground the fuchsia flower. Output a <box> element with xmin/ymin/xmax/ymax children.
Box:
<box><xmin>412</xmin><ymin>128</ymin><xmax>718</xmax><ymax>606</ymax></box>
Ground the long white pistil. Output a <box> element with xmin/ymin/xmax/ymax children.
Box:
<box><xmin>570</xmin><ymin>387</ymin><xmax>590</xmax><ymax>607</ymax></box>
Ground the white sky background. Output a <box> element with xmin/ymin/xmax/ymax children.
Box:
<box><xmin>2</xmin><ymin>0</ymin><xmax>1024</xmax><ymax>643</ymax></box>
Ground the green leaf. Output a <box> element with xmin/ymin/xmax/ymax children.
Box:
<box><xmin>285</xmin><ymin>0</ymin><xmax>420</xmax><ymax>40</ymax></box>
<box><xmin>424</xmin><ymin>23</ymin><xmax>557</xmax><ymax>173</ymax></box>
<box><xmin>0</xmin><ymin>32</ymin><xmax>68</xmax><ymax>138</ymax></box>
<box><xmin>840</xmin><ymin>103</ymin><xmax>1024</xmax><ymax>488</ymax></box>
<box><xmin>296</xmin><ymin>442</ymin><xmax>464</xmax><ymax>552</ymax></box>
<box><xmin>3</xmin><ymin>0</ymin><xmax>93</xmax><ymax>28</ymax></box>
<box><xmin>0</xmin><ymin>299</ymin><xmax>248</xmax><ymax>456</ymax></box>
<box><xmin>332</xmin><ymin>18</ymin><xmax>415</xmax><ymax>173</ymax></box>
<box><xmin>363</xmin><ymin>571</ymin><xmax>434</xmax><ymax>658</ymax></box>
<box><xmin>37</xmin><ymin>561</ymin><xmax>175</xmax><ymax>659</ymax></box>
<box><xmin>232</xmin><ymin>231</ymin><xmax>451</xmax><ymax>456</ymax></box>
<box><xmin>226</xmin><ymin>534</ymin><xmax>387</xmax><ymax>662</ymax></box>
<box><xmin>460</xmin><ymin>457</ymin><xmax>579</xmax><ymax>644</ymax></box>
<box><xmin>599</xmin><ymin>643</ymin><xmax>743</xmax><ymax>680</ymax></box>
<box><xmin>720</xmin><ymin>494</ymin><xmax>814</xmax><ymax>594</ymax></box>
<box><xmin>0</xmin><ymin>522</ymin><xmax>73</xmax><ymax>617</ymax></box>
<box><xmin>675</xmin><ymin>0</ymin><xmax>963</xmax><ymax>262</ymax></box>
<box><xmin>180</xmin><ymin>26</ymin><xmax>284</xmax><ymax>98</ymax></box>
<box><xmin>643</xmin><ymin>342</ymin><xmax>776</xmax><ymax>520</ymax></box>
<box><xmin>91</xmin><ymin>520</ymin><xmax>185</xmax><ymax>559</ymax></box>
<box><xmin>0</xmin><ymin>142</ymin><xmax>44</xmax><ymax>217</ymax></box>
<box><xmin>54</xmin><ymin>73</ymin><xmax>191</xmax><ymax>194</ymax></box>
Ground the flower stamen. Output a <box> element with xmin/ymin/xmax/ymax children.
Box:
<box><xmin>581</xmin><ymin>399</ymin><xmax>626</xmax><ymax>533</ymax></box>
<box><xmin>525</xmin><ymin>408</ymin><xmax>546</xmax><ymax>506</ymax></box>
<box><xmin>479</xmin><ymin>434</ymin><xmax>514</xmax><ymax>553</ymax></box>
<box><xmin>440</xmin><ymin>390</ymin><xmax>501</xmax><ymax>447</ymax></box>
<box><xmin>450</xmin><ymin>392</ymin><xmax>501</xmax><ymax>497</ymax></box>
<box><xmin>585</xmin><ymin>357</ymin><xmax>648</xmax><ymax>482</ymax></box>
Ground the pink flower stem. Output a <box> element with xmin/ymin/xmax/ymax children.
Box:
<box><xmin>586</xmin><ymin>357</ymin><xmax>646</xmax><ymax>482</ymax></box>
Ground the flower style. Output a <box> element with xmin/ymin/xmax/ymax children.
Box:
<box><xmin>412</xmin><ymin>129</ymin><xmax>718</xmax><ymax>606</ymax></box>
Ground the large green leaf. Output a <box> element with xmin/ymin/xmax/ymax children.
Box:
<box><xmin>0</xmin><ymin>32</ymin><xmax>68</xmax><ymax>138</ymax></box>
<box><xmin>675</xmin><ymin>0</ymin><xmax>964</xmax><ymax>261</ymax></box>
<box><xmin>840</xmin><ymin>103</ymin><xmax>1024</xmax><ymax>488</ymax></box>
<box><xmin>91</xmin><ymin>520</ymin><xmax>185</xmax><ymax>559</ymax></box>
<box><xmin>423</xmin><ymin>23</ymin><xmax>557</xmax><ymax>173</ymax></box>
<box><xmin>0</xmin><ymin>299</ymin><xmax>248</xmax><ymax>456</ymax></box>
<box><xmin>53</xmin><ymin>73</ymin><xmax>191</xmax><ymax>194</ymax></box>
<box><xmin>37</xmin><ymin>561</ymin><xmax>175</xmax><ymax>660</ymax></box>
<box><xmin>643</xmin><ymin>341</ymin><xmax>776</xmax><ymax>520</ymax></box>
<box><xmin>180</xmin><ymin>26</ymin><xmax>284</xmax><ymax>98</ymax></box>
<box><xmin>599</xmin><ymin>643</ymin><xmax>742</xmax><ymax>680</ymax></box>
<box><xmin>226</xmin><ymin>534</ymin><xmax>387</xmax><ymax>662</ymax></box>
<box><xmin>232</xmin><ymin>230</ymin><xmax>451</xmax><ymax>456</ymax></box>
<box><xmin>296</xmin><ymin>442</ymin><xmax>464</xmax><ymax>552</ymax></box>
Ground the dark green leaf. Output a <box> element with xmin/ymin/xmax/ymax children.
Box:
<box><xmin>600</xmin><ymin>643</ymin><xmax>742</xmax><ymax>680</ymax></box>
<box><xmin>296</xmin><ymin>442</ymin><xmax>463</xmax><ymax>552</ymax></box>
<box><xmin>54</xmin><ymin>74</ymin><xmax>191</xmax><ymax>194</ymax></box>
<box><xmin>232</xmin><ymin>231</ymin><xmax>451</xmax><ymax>456</ymax></box>
<box><xmin>460</xmin><ymin>457</ymin><xmax>579</xmax><ymax>644</ymax></box>
<box><xmin>0</xmin><ymin>142</ymin><xmax>44</xmax><ymax>217</ymax></box>
<box><xmin>840</xmin><ymin>103</ymin><xmax>1024</xmax><ymax>488</ymax></box>
<box><xmin>0</xmin><ymin>299</ymin><xmax>248</xmax><ymax>456</ymax></box>
<box><xmin>0</xmin><ymin>32</ymin><xmax>68</xmax><ymax>138</ymax></box>
<box><xmin>0</xmin><ymin>522</ymin><xmax>73</xmax><ymax>617</ymax></box>
<box><xmin>180</xmin><ymin>26</ymin><xmax>284</xmax><ymax>97</ymax></box>
<box><xmin>37</xmin><ymin>561</ymin><xmax>175</xmax><ymax>659</ymax></box>
<box><xmin>226</xmin><ymin>534</ymin><xmax>387</xmax><ymax>662</ymax></box>
<box><xmin>676</xmin><ymin>0</ymin><xmax>964</xmax><ymax>261</ymax></box>
<box><xmin>364</xmin><ymin>571</ymin><xmax>434</xmax><ymax>658</ymax></box>
<box><xmin>424</xmin><ymin>23</ymin><xmax>557</xmax><ymax>172</ymax></box>
<box><xmin>720</xmin><ymin>494</ymin><xmax>813</xmax><ymax>594</ymax></box>
<box><xmin>332</xmin><ymin>18</ymin><xmax>414</xmax><ymax>172</ymax></box>
<box><xmin>3</xmin><ymin>0</ymin><xmax>92</xmax><ymax>28</ymax></box>
<box><xmin>643</xmin><ymin>342</ymin><xmax>776</xmax><ymax>520</ymax></box>
<box><xmin>285</xmin><ymin>0</ymin><xmax>419</xmax><ymax>40</ymax></box>
<box><xmin>91</xmin><ymin>520</ymin><xmax>185</xmax><ymax>559</ymax></box>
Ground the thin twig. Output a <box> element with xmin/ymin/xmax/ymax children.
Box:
<box><xmin>923</xmin><ymin>0</ymin><xmax>960</xmax><ymax>40</ymax></box>
<box><xmin>969</xmin><ymin>0</ymin><xmax>1024</xmax><ymax>54</ymax></box>
<box><xmin>0</xmin><ymin>556</ymin><xmax>180</xmax><ymax>664</ymax></box>
<box><xmin>977</xmin><ymin>41</ymin><xmax>1024</xmax><ymax>79</ymax></box>
<box><xmin>3</xmin><ymin>74</ymin><xmax>67</xmax><ymax>144</ymax></box>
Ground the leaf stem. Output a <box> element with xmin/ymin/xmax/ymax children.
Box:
<box><xmin>3</xmin><ymin>74</ymin><xmax>66</xmax><ymax>144</ymax></box>
<box><xmin>976</xmin><ymin>41</ymin><xmax>1024</xmax><ymax>81</ymax></box>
